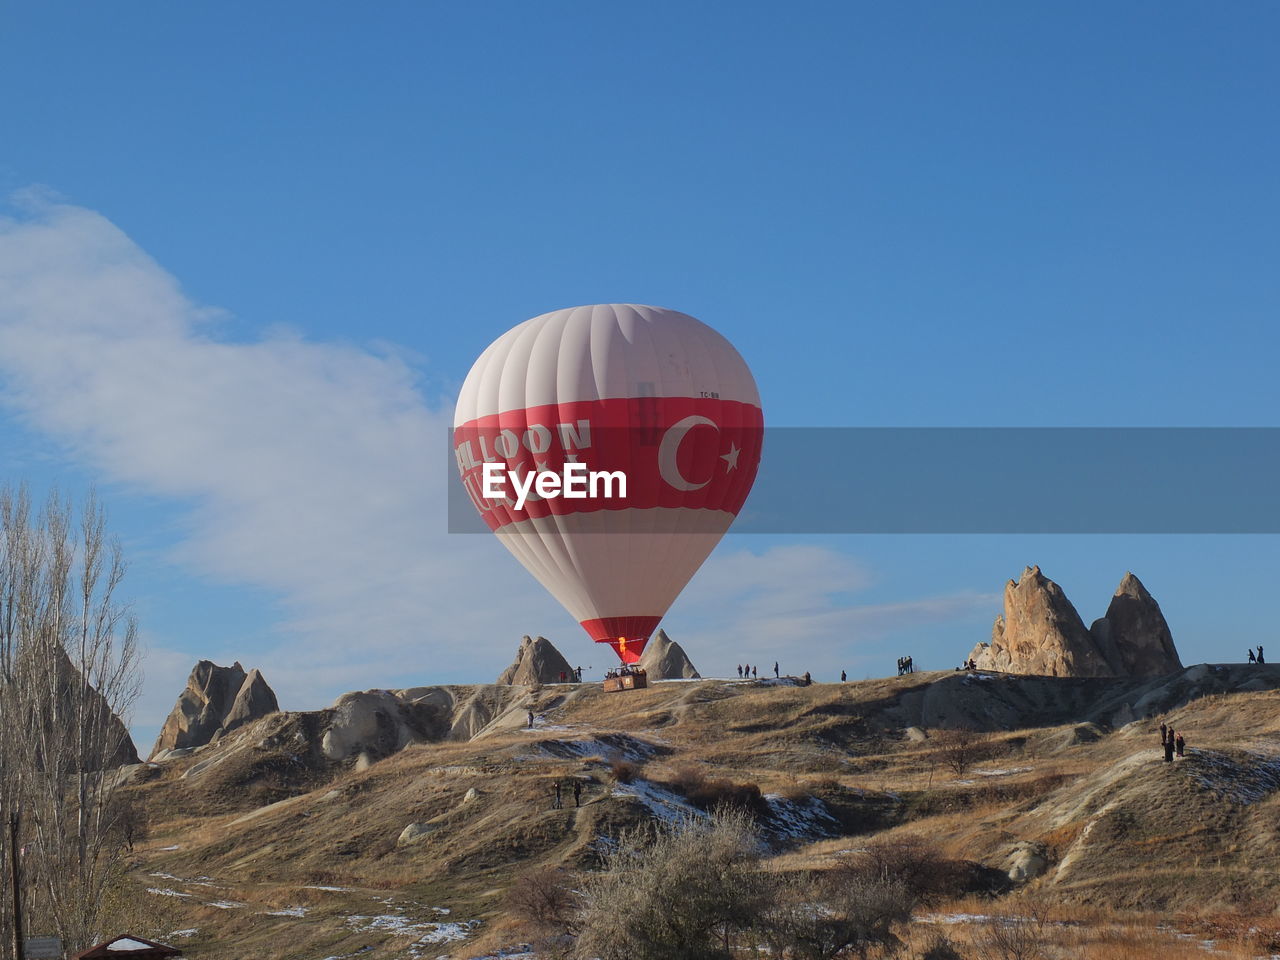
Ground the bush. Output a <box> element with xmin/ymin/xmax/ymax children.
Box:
<box><xmin>666</xmin><ymin>764</ymin><xmax>769</xmax><ymax>817</ymax></box>
<box><xmin>933</xmin><ymin>727</ymin><xmax>994</xmax><ymax>777</ymax></box>
<box><xmin>848</xmin><ymin>836</ymin><xmax>967</xmax><ymax>905</ymax></box>
<box><xmin>759</xmin><ymin>870</ymin><xmax>912</xmax><ymax>960</ymax></box>
<box><xmin>609</xmin><ymin>756</ymin><xmax>640</xmax><ymax>784</ymax></box>
<box><xmin>921</xmin><ymin>932</ymin><xmax>966</xmax><ymax>960</ymax></box>
<box><xmin>573</xmin><ymin>809</ymin><xmax>770</xmax><ymax>960</ymax></box>
<box><xmin>506</xmin><ymin>866</ymin><xmax>580</xmax><ymax>940</ymax></box>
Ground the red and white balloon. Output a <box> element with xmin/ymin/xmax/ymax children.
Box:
<box><xmin>453</xmin><ymin>304</ymin><xmax>763</xmax><ymax>664</ymax></box>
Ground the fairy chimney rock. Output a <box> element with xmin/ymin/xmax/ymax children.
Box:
<box><xmin>639</xmin><ymin>629</ymin><xmax>701</xmax><ymax>680</ymax></box>
<box><xmin>150</xmin><ymin>660</ymin><xmax>280</xmax><ymax>758</ymax></box>
<box><xmin>969</xmin><ymin>566</ymin><xmax>1114</xmax><ymax>677</ymax></box>
<box><xmin>496</xmin><ymin>636</ymin><xmax>576</xmax><ymax>685</ymax></box>
<box><xmin>1089</xmin><ymin>572</ymin><xmax>1182</xmax><ymax>677</ymax></box>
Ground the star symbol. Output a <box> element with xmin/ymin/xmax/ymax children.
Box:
<box><xmin>720</xmin><ymin>442</ymin><xmax>741</xmax><ymax>472</ymax></box>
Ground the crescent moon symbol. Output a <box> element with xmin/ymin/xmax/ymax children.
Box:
<box><xmin>657</xmin><ymin>415</ymin><xmax>719</xmax><ymax>491</ymax></box>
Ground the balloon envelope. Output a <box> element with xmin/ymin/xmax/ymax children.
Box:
<box><xmin>453</xmin><ymin>304</ymin><xmax>763</xmax><ymax>663</ymax></box>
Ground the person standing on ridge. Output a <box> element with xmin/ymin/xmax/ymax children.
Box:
<box><xmin>527</xmin><ymin>711</ymin><xmax>534</xmax><ymax>729</ymax></box>
<box><xmin>552</xmin><ymin>782</ymin><xmax>562</xmax><ymax>810</ymax></box>
<box><xmin>737</xmin><ymin>664</ymin><xmax>743</xmax><ymax>678</ymax></box>
<box><xmin>1175</xmin><ymin>731</ymin><xmax>1185</xmax><ymax>757</ymax></box>
<box><xmin>841</xmin><ymin>670</ymin><xmax>847</xmax><ymax>682</ymax></box>
<box><xmin>1259</xmin><ymin>645</ymin><xmax>1266</xmax><ymax>664</ymax></box>
<box><xmin>774</xmin><ymin>662</ymin><xmax>779</xmax><ymax>678</ymax></box>
<box><xmin>1249</xmin><ymin>649</ymin><xmax>1257</xmax><ymax>663</ymax></box>
<box><xmin>1160</xmin><ymin>722</ymin><xmax>1168</xmax><ymax>745</ymax></box>
<box><xmin>1164</xmin><ymin>732</ymin><xmax>1175</xmax><ymax>763</ymax></box>
<box><xmin>752</xmin><ymin>665</ymin><xmax>757</xmax><ymax>678</ymax></box>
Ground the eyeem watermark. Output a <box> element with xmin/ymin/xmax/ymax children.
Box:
<box><xmin>482</xmin><ymin>462</ymin><xmax>627</xmax><ymax>511</ymax></box>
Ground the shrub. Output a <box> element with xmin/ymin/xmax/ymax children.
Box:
<box><xmin>934</xmin><ymin>727</ymin><xmax>994</xmax><ymax>777</ymax></box>
<box><xmin>665</xmin><ymin>764</ymin><xmax>769</xmax><ymax>817</ymax></box>
<box><xmin>572</xmin><ymin>809</ymin><xmax>771</xmax><ymax>960</ymax></box>
<box><xmin>609</xmin><ymin>756</ymin><xmax>640</xmax><ymax>784</ymax></box>
<box><xmin>506</xmin><ymin>866</ymin><xmax>580</xmax><ymax>939</ymax></box>
<box><xmin>760</xmin><ymin>869</ymin><xmax>912</xmax><ymax>960</ymax></box>
<box><xmin>847</xmin><ymin>836</ymin><xmax>967</xmax><ymax>905</ymax></box>
<box><xmin>921</xmin><ymin>932</ymin><xmax>966</xmax><ymax>960</ymax></box>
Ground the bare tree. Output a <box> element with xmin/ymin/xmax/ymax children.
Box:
<box><xmin>0</xmin><ymin>485</ymin><xmax>141</xmax><ymax>957</ymax></box>
<box><xmin>759</xmin><ymin>869</ymin><xmax>911</xmax><ymax>960</ymax></box>
<box><xmin>933</xmin><ymin>727</ymin><xmax>992</xmax><ymax>778</ymax></box>
<box><xmin>506</xmin><ymin>866</ymin><xmax>581</xmax><ymax>956</ymax></box>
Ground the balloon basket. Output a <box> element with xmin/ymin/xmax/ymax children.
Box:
<box><xmin>603</xmin><ymin>671</ymin><xmax>648</xmax><ymax>694</ymax></box>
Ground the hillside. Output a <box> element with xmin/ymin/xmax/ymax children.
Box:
<box><xmin>118</xmin><ymin>664</ymin><xmax>1280</xmax><ymax>959</ymax></box>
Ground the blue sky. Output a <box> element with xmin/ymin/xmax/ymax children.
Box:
<box><xmin>2</xmin><ymin>2</ymin><xmax>1278</xmax><ymax>748</ymax></box>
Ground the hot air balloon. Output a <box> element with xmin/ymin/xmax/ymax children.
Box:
<box><xmin>453</xmin><ymin>304</ymin><xmax>763</xmax><ymax>666</ymax></box>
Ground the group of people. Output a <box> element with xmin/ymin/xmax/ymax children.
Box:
<box><xmin>604</xmin><ymin>664</ymin><xmax>645</xmax><ymax>680</ymax></box>
<box><xmin>556</xmin><ymin>667</ymin><xmax>586</xmax><ymax>682</ymax></box>
<box><xmin>896</xmin><ymin>656</ymin><xmax>915</xmax><ymax>676</ymax></box>
<box><xmin>550</xmin><ymin>779</ymin><xmax>583</xmax><ymax>809</ymax></box>
<box><xmin>1247</xmin><ymin>645</ymin><xmax>1266</xmax><ymax>664</ymax></box>
<box><xmin>1159</xmin><ymin>721</ymin><xmax>1186</xmax><ymax>762</ymax></box>
<box><xmin>737</xmin><ymin>662</ymin><xmax>786</xmax><ymax>680</ymax></box>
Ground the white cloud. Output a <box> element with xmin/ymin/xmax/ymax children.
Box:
<box><xmin>0</xmin><ymin>197</ymin><xmax>562</xmax><ymax>735</ymax></box>
<box><xmin>0</xmin><ymin>196</ymin><xmax>995</xmax><ymax>743</ymax></box>
<box><xmin>667</xmin><ymin>542</ymin><xmax>996</xmax><ymax>676</ymax></box>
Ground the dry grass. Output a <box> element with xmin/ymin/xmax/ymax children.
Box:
<box><xmin>117</xmin><ymin>671</ymin><xmax>1280</xmax><ymax>959</ymax></box>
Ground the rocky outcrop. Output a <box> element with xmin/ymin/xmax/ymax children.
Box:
<box><xmin>969</xmin><ymin>567</ymin><xmax>1182</xmax><ymax>679</ymax></box>
<box><xmin>150</xmin><ymin>661</ymin><xmax>279</xmax><ymax>759</ymax></box>
<box><xmin>321</xmin><ymin>690</ymin><xmax>450</xmax><ymax>763</ymax></box>
<box><xmin>969</xmin><ymin>566</ymin><xmax>1114</xmax><ymax>678</ymax></box>
<box><xmin>45</xmin><ymin>646</ymin><xmax>141</xmax><ymax>768</ymax></box>
<box><xmin>496</xmin><ymin>636</ymin><xmax>576</xmax><ymax>685</ymax></box>
<box><xmin>1089</xmin><ymin>572</ymin><xmax>1182</xmax><ymax>677</ymax></box>
<box><xmin>638</xmin><ymin>629</ymin><xmax>700</xmax><ymax>680</ymax></box>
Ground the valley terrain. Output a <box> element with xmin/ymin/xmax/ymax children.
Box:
<box><xmin>119</xmin><ymin>660</ymin><xmax>1280</xmax><ymax>960</ymax></box>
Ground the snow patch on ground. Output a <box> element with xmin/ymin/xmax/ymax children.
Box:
<box><xmin>764</xmin><ymin>794</ymin><xmax>839</xmax><ymax>841</ymax></box>
<box><xmin>611</xmin><ymin>778</ymin><xmax>705</xmax><ymax>824</ymax></box>
<box><xmin>540</xmin><ymin>733</ymin><xmax>662</xmax><ymax>763</ymax></box>
<box><xmin>973</xmin><ymin>766</ymin><xmax>1033</xmax><ymax>777</ymax></box>
<box><xmin>1186</xmin><ymin>750</ymin><xmax>1280</xmax><ymax>805</ymax></box>
<box><xmin>206</xmin><ymin>900</ymin><xmax>245</xmax><ymax>910</ymax></box>
<box><xmin>166</xmin><ymin>929</ymin><xmax>197</xmax><ymax>939</ymax></box>
<box><xmin>147</xmin><ymin>888</ymin><xmax>191</xmax><ymax>899</ymax></box>
<box><xmin>265</xmin><ymin>906</ymin><xmax>309</xmax><ymax>917</ymax></box>
<box><xmin>345</xmin><ymin>909</ymin><xmax>481</xmax><ymax>955</ymax></box>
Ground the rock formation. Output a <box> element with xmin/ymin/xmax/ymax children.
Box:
<box><xmin>1088</xmin><ymin>572</ymin><xmax>1182</xmax><ymax>677</ymax></box>
<box><xmin>968</xmin><ymin>566</ymin><xmax>1116</xmax><ymax>678</ymax></box>
<box><xmin>151</xmin><ymin>661</ymin><xmax>279</xmax><ymax>758</ymax></box>
<box><xmin>321</xmin><ymin>690</ymin><xmax>449</xmax><ymax>763</ymax></box>
<box><xmin>46</xmin><ymin>645</ymin><xmax>141</xmax><ymax>767</ymax></box>
<box><xmin>496</xmin><ymin>636</ymin><xmax>576</xmax><ymax>685</ymax></box>
<box><xmin>638</xmin><ymin>629</ymin><xmax>700</xmax><ymax>680</ymax></box>
<box><xmin>969</xmin><ymin>566</ymin><xmax>1182</xmax><ymax>679</ymax></box>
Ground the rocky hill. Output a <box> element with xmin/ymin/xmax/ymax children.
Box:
<box><xmin>116</xmin><ymin>662</ymin><xmax>1280</xmax><ymax>959</ymax></box>
<box><xmin>151</xmin><ymin>660</ymin><xmax>279</xmax><ymax>759</ymax></box>
<box><xmin>969</xmin><ymin>567</ymin><xmax>1182</xmax><ymax>678</ymax></box>
<box><xmin>496</xmin><ymin>635</ymin><xmax>576</xmax><ymax>684</ymax></box>
<box><xmin>638</xmin><ymin>628</ymin><xmax>700</xmax><ymax>679</ymax></box>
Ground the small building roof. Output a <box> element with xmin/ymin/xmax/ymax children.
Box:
<box><xmin>73</xmin><ymin>935</ymin><xmax>182</xmax><ymax>959</ymax></box>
